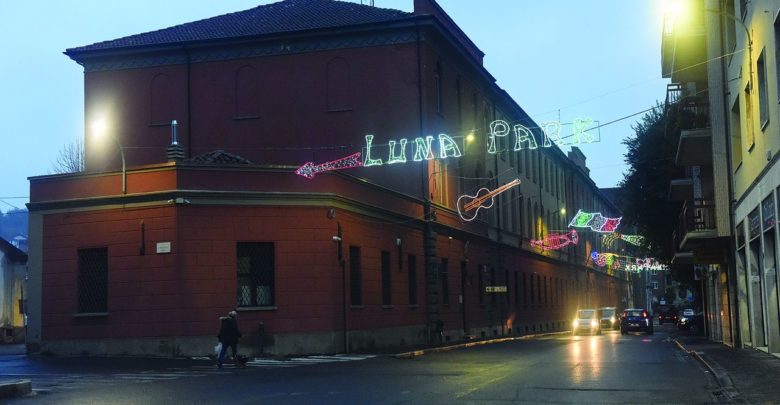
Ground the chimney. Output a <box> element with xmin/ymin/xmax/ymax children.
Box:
<box><xmin>166</xmin><ymin>119</ymin><xmax>185</xmax><ymax>162</ymax></box>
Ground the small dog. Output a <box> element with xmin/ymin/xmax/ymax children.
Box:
<box><xmin>234</xmin><ymin>354</ymin><xmax>248</xmax><ymax>368</ymax></box>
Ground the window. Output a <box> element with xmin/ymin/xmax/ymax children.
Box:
<box><xmin>514</xmin><ymin>272</ymin><xmax>519</xmax><ymax>306</ymax></box>
<box><xmin>350</xmin><ymin>246</ymin><xmax>362</xmax><ymax>305</ymax></box>
<box><xmin>745</xmin><ymin>84</ymin><xmax>755</xmax><ymax>150</ymax></box>
<box><xmin>381</xmin><ymin>251</ymin><xmax>391</xmax><ymax>305</ymax></box>
<box><xmin>536</xmin><ymin>274</ymin><xmax>541</xmax><ymax>306</ymax></box>
<box><xmin>522</xmin><ymin>272</ymin><xmax>528</xmax><ymax>307</ymax></box>
<box><xmin>478</xmin><ymin>265</ymin><xmax>485</xmax><ymax>305</ymax></box>
<box><xmin>237</xmin><ymin>242</ymin><xmax>275</xmax><ymax>307</ymax></box>
<box><xmin>408</xmin><ymin>255</ymin><xmax>417</xmax><ymax>305</ymax></box>
<box><xmin>652</xmin><ymin>281</ymin><xmax>659</xmax><ymax>290</ymax></box>
<box><xmin>435</xmin><ymin>60</ymin><xmax>443</xmax><ymax>114</ymax></box>
<box><xmin>529</xmin><ymin>273</ymin><xmax>535</xmax><ymax>306</ymax></box>
<box><xmin>758</xmin><ymin>48</ymin><xmax>769</xmax><ymax>129</ymax></box>
<box><xmin>150</xmin><ymin>74</ymin><xmax>175</xmax><ymax>125</ymax></box>
<box><xmin>326</xmin><ymin>57</ymin><xmax>351</xmax><ymax>111</ymax></box>
<box><xmin>77</xmin><ymin>247</ymin><xmax>108</xmax><ymax>313</ymax></box>
<box><xmin>235</xmin><ymin>65</ymin><xmax>260</xmax><ymax>118</ymax></box>
<box><xmin>441</xmin><ymin>258</ymin><xmax>449</xmax><ymax>305</ymax></box>
<box><xmin>456</xmin><ymin>77</ymin><xmax>462</xmax><ymax>126</ymax></box>
<box><xmin>543</xmin><ymin>276</ymin><xmax>548</xmax><ymax>306</ymax></box>
<box><xmin>731</xmin><ymin>95</ymin><xmax>743</xmax><ymax>169</ymax></box>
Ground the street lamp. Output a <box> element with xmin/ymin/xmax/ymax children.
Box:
<box><xmin>91</xmin><ymin>118</ymin><xmax>125</xmax><ymax>195</ymax></box>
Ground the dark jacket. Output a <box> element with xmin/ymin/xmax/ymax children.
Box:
<box><xmin>218</xmin><ymin>316</ymin><xmax>242</xmax><ymax>344</ymax></box>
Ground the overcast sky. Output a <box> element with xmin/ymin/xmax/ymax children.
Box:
<box><xmin>0</xmin><ymin>0</ymin><xmax>668</xmax><ymax>211</ymax></box>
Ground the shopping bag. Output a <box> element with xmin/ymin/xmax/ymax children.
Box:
<box><xmin>214</xmin><ymin>342</ymin><xmax>222</xmax><ymax>357</ymax></box>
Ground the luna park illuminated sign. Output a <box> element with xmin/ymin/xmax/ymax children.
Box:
<box><xmin>296</xmin><ymin>118</ymin><xmax>596</xmax><ymax>178</ymax></box>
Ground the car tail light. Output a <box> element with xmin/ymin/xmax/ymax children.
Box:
<box><xmin>642</xmin><ymin>311</ymin><xmax>647</xmax><ymax>318</ymax></box>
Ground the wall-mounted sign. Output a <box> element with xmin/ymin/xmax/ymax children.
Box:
<box><xmin>156</xmin><ymin>242</ymin><xmax>172</xmax><ymax>254</ymax></box>
<box><xmin>485</xmin><ymin>286</ymin><xmax>507</xmax><ymax>293</ymax></box>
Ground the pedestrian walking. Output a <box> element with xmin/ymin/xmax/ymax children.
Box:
<box><xmin>217</xmin><ymin>310</ymin><xmax>242</xmax><ymax>368</ymax></box>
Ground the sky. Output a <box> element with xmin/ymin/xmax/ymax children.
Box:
<box><xmin>0</xmin><ymin>0</ymin><xmax>669</xmax><ymax>212</ymax></box>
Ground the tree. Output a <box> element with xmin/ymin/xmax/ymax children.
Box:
<box><xmin>51</xmin><ymin>139</ymin><xmax>84</xmax><ymax>174</ymax></box>
<box><xmin>620</xmin><ymin>102</ymin><xmax>695</xmax><ymax>289</ymax></box>
<box><xmin>619</xmin><ymin>103</ymin><xmax>682</xmax><ymax>260</ymax></box>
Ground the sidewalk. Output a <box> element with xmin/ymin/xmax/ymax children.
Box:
<box><xmin>674</xmin><ymin>333</ymin><xmax>780</xmax><ymax>404</ymax></box>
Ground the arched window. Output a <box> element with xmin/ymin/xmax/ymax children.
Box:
<box><xmin>326</xmin><ymin>57</ymin><xmax>351</xmax><ymax>111</ymax></box>
<box><xmin>150</xmin><ymin>73</ymin><xmax>175</xmax><ymax>125</ymax></box>
<box><xmin>235</xmin><ymin>65</ymin><xmax>260</xmax><ymax>118</ymax></box>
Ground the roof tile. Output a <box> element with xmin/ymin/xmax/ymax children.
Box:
<box><xmin>66</xmin><ymin>0</ymin><xmax>411</xmax><ymax>54</ymax></box>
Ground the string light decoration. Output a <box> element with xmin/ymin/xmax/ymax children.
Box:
<box><xmin>456</xmin><ymin>179</ymin><xmax>521</xmax><ymax>222</ymax></box>
<box><xmin>602</xmin><ymin>233</ymin><xmax>645</xmax><ymax>248</ymax></box>
<box><xmin>363</xmin><ymin>134</ymin><xmax>462</xmax><ymax>167</ymax></box>
<box><xmin>567</xmin><ymin>210</ymin><xmax>622</xmax><ymax>233</ymax></box>
<box><xmin>590</xmin><ymin>251</ymin><xmax>619</xmax><ymax>268</ymax></box>
<box><xmin>488</xmin><ymin>118</ymin><xmax>597</xmax><ymax>151</ymax></box>
<box><xmin>295</xmin><ymin>152</ymin><xmax>363</xmax><ymax>179</ymax></box>
<box><xmin>531</xmin><ymin>229</ymin><xmax>579</xmax><ymax>250</ymax></box>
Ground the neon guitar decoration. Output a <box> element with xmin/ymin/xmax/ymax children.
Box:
<box><xmin>456</xmin><ymin>179</ymin><xmax>521</xmax><ymax>222</ymax></box>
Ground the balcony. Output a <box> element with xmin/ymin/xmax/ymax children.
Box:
<box><xmin>672</xmin><ymin>199</ymin><xmax>727</xmax><ymax>264</ymax></box>
<box><xmin>661</xmin><ymin>5</ymin><xmax>707</xmax><ymax>83</ymax></box>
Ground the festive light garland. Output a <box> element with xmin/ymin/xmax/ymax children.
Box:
<box><xmin>567</xmin><ymin>210</ymin><xmax>622</xmax><ymax>233</ymax></box>
<box><xmin>531</xmin><ymin>229</ymin><xmax>579</xmax><ymax>250</ymax></box>
<box><xmin>602</xmin><ymin>233</ymin><xmax>646</xmax><ymax>248</ymax></box>
<box><xmin>590</xmin><ymin>251</ymin><xmax>620</xmax><ymax>268</ymax></box>
<box><xmin>488</xmin><ymin>118</ymin><xmax>596</xmax><ymax>150</ymax></box>
<box><xmin>295</xmin><ymin>152</ymin><xmax>363</xmax><ymax>179</ymax></box>
<box><xmin>456</xmin><ymin>179</ymin><xmax>521</xmax><ymax>222</ymax></box>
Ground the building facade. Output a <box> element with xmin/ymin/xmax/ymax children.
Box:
<box><xmin>28</xmin><ymin>0</ymin><xmax>629</xmax><ymax>357</ymax></box>
<box><xmin>663</xmin><ymin>0</ymin><xmax>780</xmax><ymax>355</ymax></box>
<box><xmin>0</xmin><ymin>237</ymin><xmax>27</xmax><ymax>343</ymax></box>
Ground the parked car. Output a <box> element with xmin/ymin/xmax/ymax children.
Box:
<box><xmin>658</xmin><ymin>308</ymin><xmax>678</xmax><ymax>325</ymax></box>
<box><xmin>620</xmin><ymin>308</ymin><xmax>654</xmax><ymax>335</ymax></box>
<box><xmin>597</xmin><ymin>307</ymin><xmax>619</xmax><ymax>330</ymax></box>
<box><xmin>677</xmin><ymin>309</ymin><xmax>703</xmax><ymax>331</ymax></box>
<box><xmin>572</xmin><ymin>309</ymin><xmax>601</xmax><ymax>336</ymax></box>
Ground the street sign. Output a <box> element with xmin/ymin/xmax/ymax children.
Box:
<box><xmin>485</xmin><ymin>286</ymin><xmax>507</xmax><ymax>293</ymax></box>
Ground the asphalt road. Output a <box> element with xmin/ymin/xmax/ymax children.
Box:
<box><xmin>3</xmin><ymin>324</ymin><xmax>720</xmax><ymax>404</ymax></box>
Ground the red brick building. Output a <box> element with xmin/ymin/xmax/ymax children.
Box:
<box><xmin>27</xmin><ymin>0</ymin><xmax>629</xmax><ymax>356</ymax></box>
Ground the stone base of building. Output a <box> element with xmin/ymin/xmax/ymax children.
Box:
<box><xmin>31</xmin><ymin>324</ymin><xmax>434</xmax><ymax>357</ymax></box>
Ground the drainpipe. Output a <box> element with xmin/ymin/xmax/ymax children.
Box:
<box><xmin>416</xmin><ymin>24</ymin><xmax>438</xmax><ymax>344</ymax></box>
<box><xmin>717</xmin><ymin>7</ymin><xmax>741</xmax><ymax>348</ymax></box>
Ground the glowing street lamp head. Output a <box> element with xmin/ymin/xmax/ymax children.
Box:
<box><xmin>91</xmin><ymin>117</ymin><xmax>109</xmax><ymax>137</ymax></box>
<box><xmin>465</xmin><ymin>132</ymin><xmax>475</xmax><ymax>143</ymax></box>
<box><xmin>560</xmin><ymin>207</ymin><xmax>566</xmax><ymax>216</ymax></box>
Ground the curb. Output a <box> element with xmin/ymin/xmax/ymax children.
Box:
<box><xmin>672</xmin><ymin>338</ymin><xmax>733</xmax><ymax>388</ymax></box>
<box><xmin>395</xmin><ymin>331</ymin><xmax>570</xmax><ymax>358</ymax></box>
<box><xmin>0</xmin><ymin>380</ymin><xmax>32</xmax><ymax>399</ymax></box>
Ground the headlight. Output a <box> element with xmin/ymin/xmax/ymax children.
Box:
<box><xmin>573</xmin><ymin>320</ymin><xmax>579</xmax><ymax>328</ymax></box>
<box><xmin>680</xmin><ymin>317</ymin><xmax>688</xmax><ymax>323</ymax></box>
<box><xmin>610</xmin><ymin>317</ymin><xmax>615</xmax><ymax>324</ymax></box>
<box><xmin>590</xmin><ymin>320</ymin><xmax>598</xmax><ymax>327</ymax></box>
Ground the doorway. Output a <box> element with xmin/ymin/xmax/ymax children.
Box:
<box><xmin>748</xmin><ymin>238</ymin><xmax>767</xmax><ymax>348</ymax></box>
<box><xmin>763</xmin><ymin>230</ymin><xmax>780</xmax><ymax>352</ymax></box>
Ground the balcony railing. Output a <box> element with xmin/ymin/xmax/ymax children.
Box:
<box><xmin>665</xmin><ymin>83</ymin><xmax>710</xmax><ymax>131</ymax></box>
<box><xmin>679</xmin><ymin>198</ymin><xmax>716</xmax><ymax>235</ymax></box>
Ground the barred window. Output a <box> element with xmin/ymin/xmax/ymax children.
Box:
<box><xmin>78</xmin><ymin>247</ymin><xmax>108</xmax><ymax>313</ymax></box>
<box><xmin>440</xmin><ymin>258</ymin><xmax>449</xmax><ymax>305</ymax></box>
<box><xmin>408</xmin><ymin>255</ymin><xmax>417</xmax><ymax>305</ymax></box>
<box><xmin>381</xmin><ymin>251</ymin><xmax>391</xmax><ymax>305</ymax></box>
<box><xmin>237</xmin><ymin>242</ymin><xmax>275</xmax><ymax>307</ymax></box>
<box><xmin>350</xmin><ymin>246</ymin><xmax>362</xmax><ymax>305</ymax></box>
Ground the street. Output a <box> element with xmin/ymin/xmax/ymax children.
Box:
<box><xmin>1</xmin><ymin>323</ymin><xmax>721</xmax><ymax>404</ymax></box>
